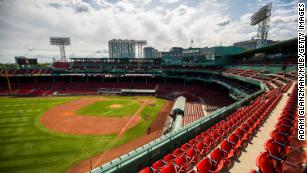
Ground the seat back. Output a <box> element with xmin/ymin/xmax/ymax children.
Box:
<box><xmin>196</xmin><ymin>157</ymin><xmax>213</xmax><ymax>173</ymax></box>
<box><xmin>220</xmin><ymin>140</ymin><xmax>232</xmax><ymax>152</ymax></box>
<box><xmin>181</xmin><ymin>143</ymin><xmax>190</xmax><ymax>151</ymax></box>
<box><xmin>203</xmin><ymin>136</ymin><xmax>212</xmax><ymax>147</ymax></box>
<box><xmin>210</xmin><ymin>148</ymin><xmax>224</xmax><ymax>163</ymax></box>
<box><xmin>228</xmin><ymin>133</ymin><xmax>239</xmax><ymax>144</ymax></box>
<box><xmin>265</xmin><ymin>139</ymin><xmax>285</xmax><ymax>158</ymax></box>
<box><xmin>186</xmin><ymin>148</ymin><xmax>197</xmax><ymax>159</ymax></box>
<box><xmin>195</xmin><ymin>141</ymin><xmax>204</xmax><ymax>151</ymax></box>
<box><xmin>152</xmin><ymin>159</ymin><xmax>165</xmax><ymax>169</ymax></box>
<box><xmin>270</xmin><ymin>131</ymin><xmax>288</xmax><ymax>144</ymax></box>
<box><xmin>160</xmin><ymin>164</ymin><xmax>177</xmax><ymax>173</ymax></box>
<box><xmin>164</xmin><ymin>154</ymin><xmax>175</xmax><ymax>163</ymax></box>
<box><xmin>138</xmin><ymin>167</ymin><xmax>152</xmax><ymax>173</ymax></box>
<box><xmin>173</xmin><ymin>148</ymin><xmax>183</xmax><ymax>156</ymax></box>
<box><xmin>256</xmin><ymin>152</ymin><xmax>277</xmax><ymax>173</ymax></box>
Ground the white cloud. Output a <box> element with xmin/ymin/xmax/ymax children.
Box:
<box><xmin>160</xmin><ymin>0</ymin><xmax>181</xmax><ymax>4</ymax></box>
<box><xmin>0</xmin><ymin>0</ymin><xmax>298</xmax><ymax>63</ymax></box>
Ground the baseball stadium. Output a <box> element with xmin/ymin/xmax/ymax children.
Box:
<box><xmin>0</xmin><ymin>1</ymin><xmax>306</xmax><ymax>173</ymax></box>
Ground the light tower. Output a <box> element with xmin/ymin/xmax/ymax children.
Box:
<box><xmin>250</xmin><ymin>3</ymin><xmax>272</xmax><ymax>48</ymax></box>
<box><xmin>50</xmin><ymin>37</ymin><xmax>71</xmax><ymax>61</ymax></box>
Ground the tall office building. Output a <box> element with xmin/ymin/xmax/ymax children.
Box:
<box><xmin>144</xmin><ymin>47</ymin><xmax>155</xmax><ymax>58</ymax></box>
<box><xmin>108</xmin><ymin>39</ymin><xmax>136</xmax><ymax>58</ymax></box>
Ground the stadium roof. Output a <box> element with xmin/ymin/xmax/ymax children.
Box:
<box><xmin>232</xmin><ymin>37</ymin><xmax>300</xmax><ymax>57</ymax></box>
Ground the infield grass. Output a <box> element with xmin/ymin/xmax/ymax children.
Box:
<box><xmin>76</xmin><ymin>98</ymin><xmax>140</xmax><ymax>117</ymax></box>
<box><xmin>0</xmin><ymin>96</ymin><xmax>165</xmax><ymax>173</ymax></box>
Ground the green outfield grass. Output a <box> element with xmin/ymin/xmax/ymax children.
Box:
<box><xmin>76</xmin><ymin>98</ymin><xmax>140</xmax><ymax>117</ymax></box>
<box><xmin>0</xmin><ymin>96</ymin><xmax>165</xmax><ymax>173</ymax></box>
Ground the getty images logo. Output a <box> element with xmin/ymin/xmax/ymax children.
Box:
<box><xmin>297</xmin><ymin>2</ymin><xmax>305</xmax><ymax>140</ymax></box>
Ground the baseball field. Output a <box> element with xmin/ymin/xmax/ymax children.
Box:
<box><xmin>0</xmin><ymin>96</ymin><xmax>167</xmax><ymax>173</ymax></box>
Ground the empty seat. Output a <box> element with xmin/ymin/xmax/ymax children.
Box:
<box><xmin>186</xmin><ymin>148</ymin><xmax>199</xmax><ymax>163</ymax></box>
<box><xmin>195</xmin><ymin>141</ymin><xmax>209</xmax><ymax>156</ymax></box>
<box><xmin>203</xmin><ymin>136</ymin><xmax>212</xmax><ymax>148</ymax></box>
<box><xmin>173</xmin><ymin>148</ymin><xmax>184</xmax><ymax>157</ymax></box>
<box><xmin>160</xmin><ymin>164</ymin><xmax>177</xmax><ymax>173</ymax></box>
<box><xmin>181</xmin><ymin>143</ymin><xmax>190</xmax><ymax>151</ymax></box>
<box><xmin>138</xmin><ymin>167</ymin><xmax>153</xmax><ymax>173</ymax></box>
<box><xmin>264</xmin><ymin>139</ymin><xmax>286</xmax><ymax>159</ymax></box>
<box><xmin>175</xmin><ymin>154</ymin><xmax>189</xmax><ymax>172</ymax></box>
<box><xmin>256</xmin><ymin>152</ymin><xmax>280</xmax><ymax>173</ymax></box>
<box><xmin>164</xmin><ymin>154</ymin><xmax>175</xmax><ymax>163</ymax></box>
<box><xmin>210</xmin><ymin>148</ymin><xmax>225</xmax><ymax>169</ymax></box>
<box><xmin>152</xmin><ymin>159</ymin><xmax>166</xmax><ymax>169</ymax></box>
<box><xmin>196</xmin><ymin>157</ymin><xmax>214</xmax><ymax>173</ymax></box>
<box><xmin>220</xmin><ymin>140</ymin><xmax>234</xmax><ymax>167</ymax></box>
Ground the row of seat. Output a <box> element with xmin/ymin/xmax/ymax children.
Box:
<box><xmin>265</xmin><ymin>82</ymin><xmax>274</xmax><ymax>90</ymax></box>
<box><xmin>183</xmin><ymin>103</ymin><xmax>206</xmax><ymax>126</ymax></box>
<box><xmin>138</xmin><ymin>87</ymin><xmax>282</xmax><ymax>173</ymax></box>
<box><xmin>191</xmin><ymin>89</ymin><xmax>282</xmax><ymax>173</ymax></box>
<box><xmin>252</xmin><ymin>84</ymin><xmax>307</xmax><ymax>173</ymax></box>
<box><xmin>281</xmin><ymin>81</ymin><xmax>292</xmax><ymax>93</ymax></box>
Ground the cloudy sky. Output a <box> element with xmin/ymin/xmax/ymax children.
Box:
<box><xmin>0</xmin><ymin>0</ymin><xmax>303</xmax><ymax>63</ymax></box>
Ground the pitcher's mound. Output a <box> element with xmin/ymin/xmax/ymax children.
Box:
<box><xmin>109</xmin><ymin>104</ymin><xmax>123</xmax><ymax>108</ymax></box>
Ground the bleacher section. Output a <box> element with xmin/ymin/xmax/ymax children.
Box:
<box><xmin>138</xmin><ymin>83</ymin><xmax>282</xmax><ymax>173</ymax></box>
<box><xmin>251</xmin><ymin>84</ymin><xmax>306</xmax><ymax>173</ymax></box>
<box><xmin>183</xmin><ymin>103</ymin><xmax>206</xmax><ymax>126</ymax></box>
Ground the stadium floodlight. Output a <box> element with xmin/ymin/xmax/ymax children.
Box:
<box><xmin>50</xmin><ymin>37</ymin><xmax>71</xmax><ymax>61</ymax></box>
<box><xmin>250</xmin><ymin>3</ymin><xmax>272</xmax><ymax>48</ymax></box>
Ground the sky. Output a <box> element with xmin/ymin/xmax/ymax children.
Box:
<box><xmin>0</xmin><ymin>0</ymin><xmax>304</xmax><ymax>63</ymax></box>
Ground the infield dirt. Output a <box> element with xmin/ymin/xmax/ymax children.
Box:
<box><xmin>41</xmin><ymin>97</ymin><xmax>152</xmax><ymax>135</ymax></box>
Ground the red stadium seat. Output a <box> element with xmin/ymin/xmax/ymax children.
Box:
<box><xmin>264</xmin><ymin>139</ymin><xmax>286</xmax><ymax>159</ymax></box>
<box><xmin>174</xmin><ymin>154</ymin><xmax>189</xmax><ymax>172</ymax></box>
<box><xmin>152</xmin><ymin>159</ymin><xmax>166</xmax><ymax>169</ymax></box>
<box><xmin>185</xmin><ymin>148</ymin><xmax>199</xmax><ymax>163</ymax></box>
<box><xmin>188</xmin><ymin>139</ymin><xmax>197</xmax><ymax>146</ymax></box>
<box><xmin>210</xmin><ymin>148</ymin><xmax>225</xmax><ymax>168</ymax></box>
<box><xmin>195</xmin><ymin>141</ymin><xmax>209</xmax><ymax>156</ymax></box>
<box><xmin>196</xmin><ymin>157</ymin><xmax>214</xmax><ymax>173</ymax></box>
<box><xmin>203</xmin><ymin>136</ymin><xmax>212</xmax><ymax>148</ymax></box>
<box><xmin>270</xmin><ymin>131</ymin><xmax>288</xmax><ymax>145</ymax></box>
<box><xmin>181</xmin><ymin>143</ymin><xmax>191</xmax><ymax>151</ymax></box>
<box><xmin>164</xmin><ymin>154</ymin><xmax>175</xmax><ymax>163</ymax></box>
<box><xmin>256</xmin><ymin>152</ymin><xmax>280</xmax><ymax>173</ymax></box>
<box><xmin>220</xmin><ymin>140</ymin><xmax>234</xmax><ymax>167</ymax></box>
<box><xmin>160</xmin><ymin>164</ymin><xmax>177</xmax><ymax>173</ymax></box>
<box><xmin>173</xmin><ymin>148</ymin><xmax>184</xmax><ymax>157</ymax></box>
<box><xmin>138</xmin><ymin>167</ymin><xmax>153</xmax><ymax>173</ymax></box>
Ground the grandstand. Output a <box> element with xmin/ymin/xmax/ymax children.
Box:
<box><xmin>0</xmin><ymin>36</ymin><xmax>304</xmax><ymax>173</ymax></box>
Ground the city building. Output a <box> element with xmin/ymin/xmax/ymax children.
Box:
<box><xmin>144</xmin><ymin>47</ymin><xmax>155</xmax><ymax>58</ymax></box>
<box><xmin>153</xmin><ymin>50</ymin><xmax>162</xmax><ymax>58</ymax></box>
<box><xmin>108</xmin><ymin>39</ymin><xmax>136</xmax><ymax>58</ymax></box>
<box><xmin>144</xmin><ymin>47</ymin><xmax>162</xmax><ymax>58</ymax></box>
